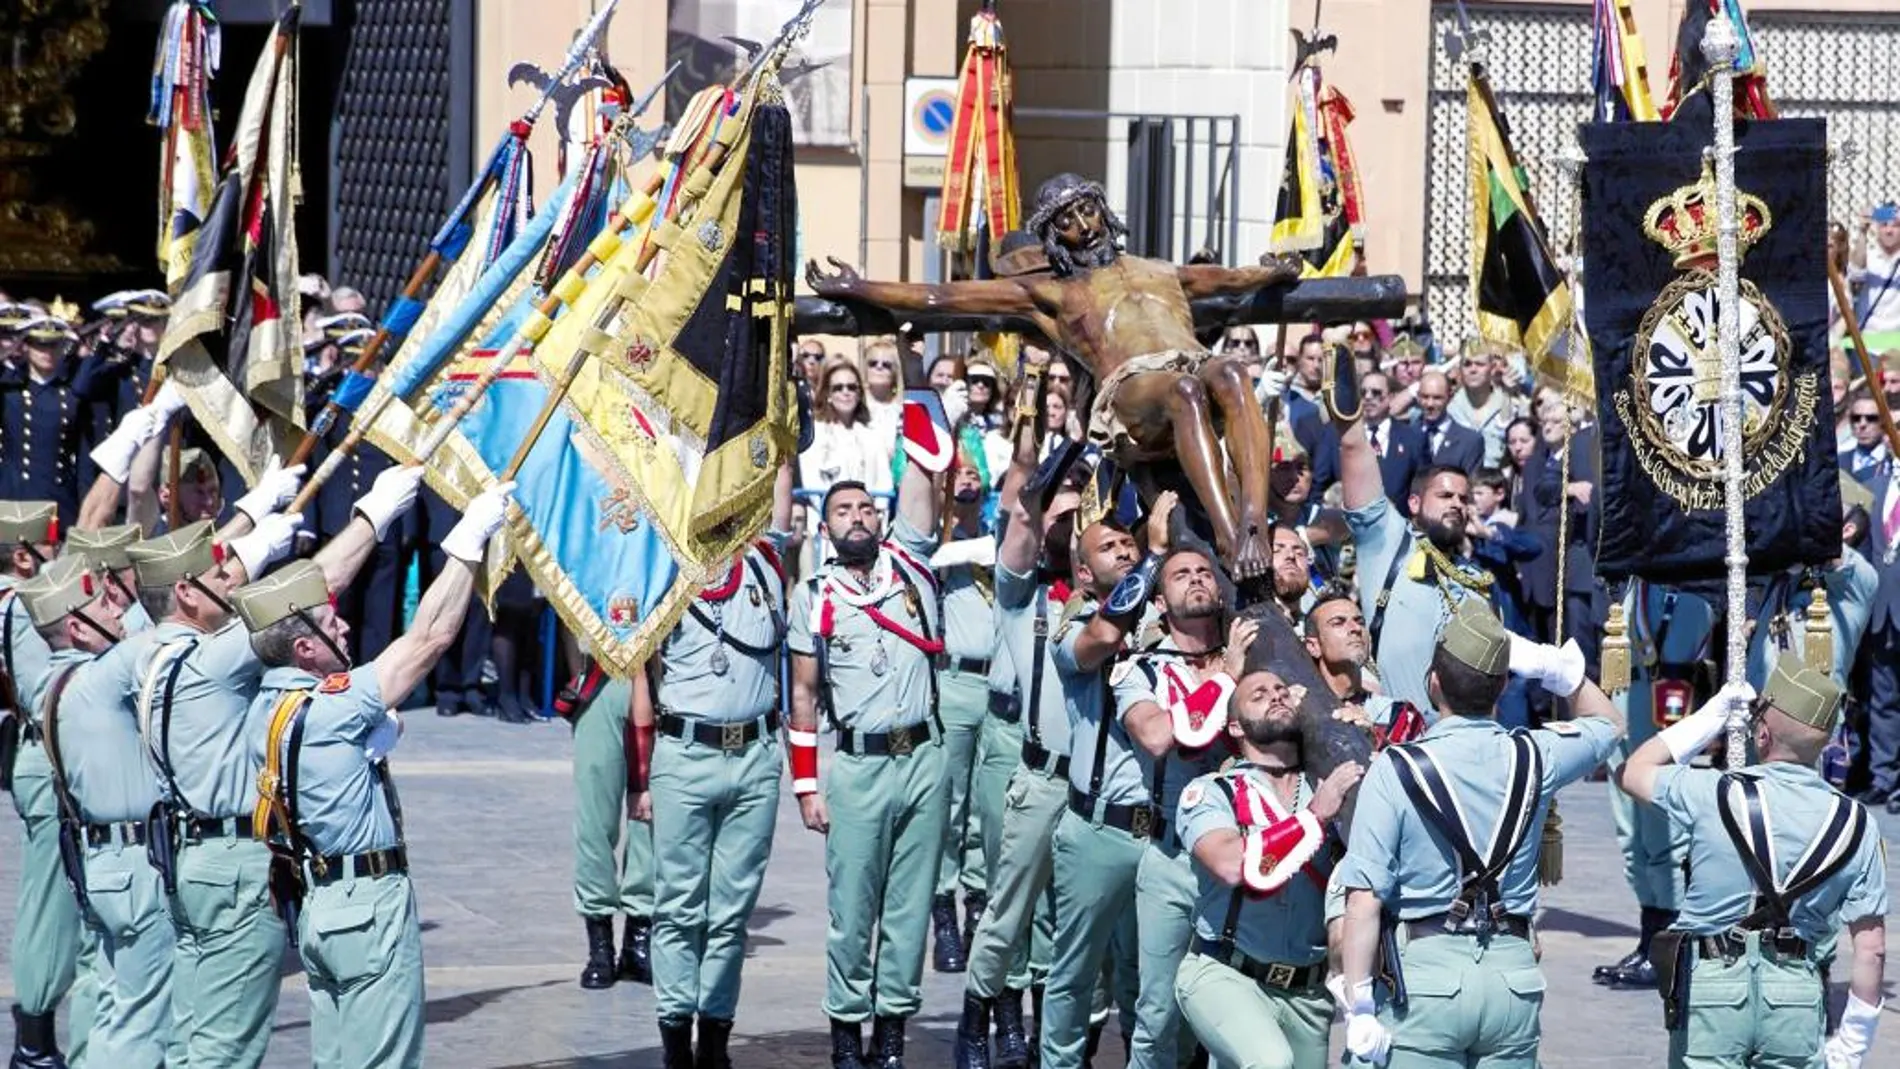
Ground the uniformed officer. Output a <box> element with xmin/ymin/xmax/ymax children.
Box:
<box><xmin>239</xmin><ymin>482</ymin><xmax>513</xmax><ymax>1069</ymax></box>
<box><xmin>786</xmin><ymin>453</ymin><xmax>941</xmax><ymax>1069</ymax></box>
<box><xmin>1</xmin><ymin>309</ymin><xmax>118</xmax><ymax>524</ymax></box>
<box><xmin>1036</xmin><ymin>503</ymin><xmax>1162</xmax><ymax>1069</ymax></box>
<box><xmin>933</xmin><ymin>447</ymin><xmax>1004</xmax><ymax>972</ymax></box>
<box><xmin>79</xmin><ymin>290</ymin><xmax>168</xmax><ymax>491</ymax></box>
<box><xmin>569</xmin><ymin>666</ymin><xmax>657</xmax><ymax>990</ymax></box>
<box><xmin>1596</xmin><ymin>580</ymin><xmax>1713</xmax><ymax>989</ymax></box>
<box><xmin>147</xmin><ymin>464</ymin><xmax>420</xmax><ymax>1068</ymax></box>
<box><xmin>956</xmin><ymin>414</ymin><xmax>1090</xmax><ymax>1069</ymax></box>
<box><xmin>4</xmin><ymin>509</ymin><xmax>96</xmax><ymax>1069</ymax></box>
<box><xmin>1618</xmin><ymin>657</ymin><xmax>1888</xmax><ymax>1069</ymax></box>
<box><xmin>1745</xmin><ymin>554</ymin><xmax>1877</xmax><ymax>690</ymax></box>
<box><xmin>1175</xmin><ymin>664</ymin><xmax>1363</xmax><ymax>1069</ymax></box>
<box><xmin>642</xmin><ymin>466</ymin><xmax>794</xmax><ymax>1069</ymax></box>
<box><xmin>53</xmin><ymin>501</ymin><xmax>301</xmax><ymax>1069</ymax></box>
<box><xmin>65</xmin><ymin>524</ymin><xmax>151</xmax><ymax>630</ymax></box>
<box><xmin>1336</xmin><ymin>598</ymin><xmax>1625</xmax><ymax>1068</ymax></box>
<box><xmin>1332</xmin><ymin>395</ymin><xmax>1490</xmax><ymax>712</ymax></box>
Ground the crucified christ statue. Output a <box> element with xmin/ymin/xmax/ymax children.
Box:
<box><xmin>806</xmin><ymin>172</ymin><xmax>1303</xmax><ymax>579</ymax></box>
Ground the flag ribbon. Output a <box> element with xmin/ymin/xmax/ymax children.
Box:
<box><xmin>937</xmin><ymin>4</ymin><xmax>1019</xmax><ymax>253</ymax></box>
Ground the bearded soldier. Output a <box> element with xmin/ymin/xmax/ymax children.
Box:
<box><xmin>787</xmin><ymin>433</ymin><xmax>942</xmax><ymax>1069</ymax></box>
<box><xmin>1175</xmin><ymin>663</ymin><xmax>1363</xmax><ymax>1069</ymax></box>
<box><xmin>240</xmin><ymin>482</ymin><xmax>514</xmax><ymax>1068</ymax></box>
<box><xmin>1619</xmin><ymin>660</ymin><xmax>1888</xmax><ymax>1069</ymax></box>
<box><xmin>643</xmin><ymin>465</ymin><xmax>794</xmax><ymax>1069</ymax></box>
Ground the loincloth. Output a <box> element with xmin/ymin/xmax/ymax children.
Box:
<box><xmin>1086</xmin><ymin>348</ymin><xmax>1208</xmax><ymax>463</ymax></box>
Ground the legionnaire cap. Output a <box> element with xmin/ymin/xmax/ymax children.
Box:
<box><xmin>1763</xmin><ymin>653</ymin><xmax>1844</xmax><ymax>732</ymax></box>
<box><xmin>65</xmin><ymin>524</ymin><xmax>142</xmax><ymax>572</ymax></box>
<box><xmin>1388</xmin><ymin>335</ymin><xmax>1426</xmax><ymax>361</ymax></box>
<box><xmin>176</xmin><ymin>448</ymin><xmax>218</xmax><ymax>481</ymax></box>
<box><xmin>233</xmin><ymin>560</ymin><xmax>329</xmax><ymax>634</ymax></box>
<box><xmin>17</xmin><ymin>556</ymin><xmax>103</xmax><ymax>629</ymax></box>
<box><xmin>0</xmin><ymin>501</ymin><xmax>59</xmax><ymax>545</ymax></box>
<box><xmin>126</xmin><ymin>520</ymin><xmax>219</xmax><ymax>589</ymax></box>
<box><xmin>1439</xmin><ymin>597</ymin><xmax>1510</xmax><ymax>675</ymax></box>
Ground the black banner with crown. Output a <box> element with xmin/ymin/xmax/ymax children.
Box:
<box><xmin>1581</xmin><ymin>118</ymin><xmax>1841</xmax><ymax>583</ymax></box>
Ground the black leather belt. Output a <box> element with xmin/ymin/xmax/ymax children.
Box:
<box><xmin>938</xmin><ymin>655</ymin><xmax>992</xmax><ymax>675</ymax></box>
<box><xmin>1697</xmin><ymin>926</ymin><xmax>1809</xmax><ymax>962</ymax></box>
<box><xmin>988</xmin><ymin>690</ymin><xmax>1022</xmax><ymax>723</ymax></box>
<box><xmin>309</xmin><ymin>846</ymin><xmax>408</xmax><ymax>886</ymax></box>
<box><xmin>1652</xmin><ymin>662</ymin><xmax>1698</xmax><ymax>682</ymax></box>
<box><xmin>180</xmin><ymin>814</ymin><xmax>256</xmax><ymax>841</ymax></box>
<box><xmin>1022</xmin><ymin>739</ymin><xmax>1070</xmax><ymax>780</ymax></box>
<box><xmin>1405</xmin><ymin>911</ymin><xmax>1532</xmax><ymax>941</ymax></box>
<box><xmin>658</xmin><ymin>711</ymin><xmax>780</xmax><ymax>752</ymax></box>
<box><xmin>1192</xmin><ymin>939</ymin><xmax>1327</xmax><ymax>990</ymax></box>
<box><xmin>1068</xmin><ymin>787</ymin><xmax>1160</xmax><ymax>840</ymax></box>
<box><xmin>85</xmin><ymin>821</ymin><xmax>148</xmax><ymax>848</ymax></box>
<box><xmin>837</xmin><ymin>716</ymin><xmax>941</xmax><ymax>757</ymax></box>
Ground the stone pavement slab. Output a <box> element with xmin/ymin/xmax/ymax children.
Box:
<box><xmin>2</xmin><ymin>709</ymin><xmax>1895</xmax><ymax>1066</ymax></box>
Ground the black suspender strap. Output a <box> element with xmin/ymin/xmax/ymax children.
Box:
<box><xmin>1086</xmin><ymin>657</ymin><xmax>1119</xmax><ymax>797</ymax></box>
<box><xmin>1389</xmin><ymin>731</ymin><xmax>1543</xmax><ymax>924</ymax></box>
<box><xmin>1367</xmin><ymin>532</ymin><xmax>1414</xmax><ymax>650</ymax></box>
<box><xmin>890</xmin><ymin>561</ymin><xmax>941</xmax><ymax>720</ymax></box>
<box><xmin>1212</xmin><ymin>777</ymin><xmax>1247</xmax><ymax>955</ymax></box>
<box><xmin>140</xmin><ymin>640</ymin><xmax>200</xmax><ymax>814</ymax></box>
<box><xmin>1715</xmin><ymin>773</ymin><xmax>1870</xmax><ymax>931</ymax></box>
<box><xmin>373</xmin><ymin>759</ymin><xmax>406</xmax><ymax>845</ymax></box>
<box><xmin>284</xmin><ymin>706</ymin><xmax>310</xmax><ymax>856</ymax></box>
<box><xmin>1027</xmin><ymin>586</ymin><xmax>1050</xmax><ymax>748</ymax></box>
<box><xmin>685</xmin><ymin>556</ymin><xmax>788</xmax><ymax>657</ymax></box>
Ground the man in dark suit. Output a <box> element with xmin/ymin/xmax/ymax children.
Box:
<box><xmin>1414</xmin><ymin>370</ymin><xmax>1486</xmax><ymax>474</ymax></box>
<box><xmin>1312</xmin><ymin>370</ymin><xmax>1424</xmax><ymax>515</ymax></box>
<box><xmin>1858</xmin><ymin>461</ymin><xmax>1900</xmax><ymax>809</ymax></box>
<box><xmin>1520</xmin><ymin>410</ymin><xmax>1604</xmax><ymax>673</ymax></box>
<box><xmin>1840</xmin><ymin>391</ymin><xmax>1890</xmax><ymax>485</ymax></box>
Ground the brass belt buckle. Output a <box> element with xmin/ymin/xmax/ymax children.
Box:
<box><xmin>721</xmin><ymin>723</ymin><xmax>746</xmax><ymax>752</ymax></box>
<box><xmin>888</xmin><ymin>725</ymin><xmax>913</xmax><ymax>756</ymax></box>
<box><xmin>1265</xmin><ymin>963</ymin><xmax>1297</xmax><ymax>989</ymax></box>
<box><xmin>1130</xmin><ymin>806</ymin><xmax>1154</xmax><ymax>840</ymax></box>
<box><xmin>311</xmin><ymin>854</ymin><xmax>330</xmax><ymax>879</ymax></box>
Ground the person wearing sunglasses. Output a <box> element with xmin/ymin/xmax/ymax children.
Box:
<box><xmin>861</xmin><ymin>339</ymin><xmax>907</xmax><ymax>450</ymax></box>
<box><xmin>801</xmin><ymin>357</ymin><xmax>896</xmax><ymax>531</ymax></box>
<box><xmin>1840</xmin><ymin>392</ymin><xmax>1889</xmax><ymax>484</ymax></box>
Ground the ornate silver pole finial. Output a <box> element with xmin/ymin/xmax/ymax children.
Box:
<box><xmin>1701</xmin><ymin>13</ymin><xmax>1749</xmax><ymax>770</ymax></box>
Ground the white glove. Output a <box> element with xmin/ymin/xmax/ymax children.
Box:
<box><xmin>1506</xmin><ymin>633</ymin><xmax>1587</xmax><ymax>697</ymax></box>
<box><xmin>1254</xmin><ymin>367</ymin><xmax>1291</xmax><ymax>408</ymax></box>
<box><xmin>223</xmin><ymin>511</ymin><xmax>303</xmax><ymax>580</ymax></box>
<box><xmin>1660</xmin><ymin>681</ymin><xmax>1754</xmax><ymax>763</ymax></box>
<box><xmin>1824</xmin><ymin>992</ymin><xmax>1882</xmax><ymax>1069</ymax></box>
<box><xmin>364</xmin><ymin>710</ymin><xmax>404</xmax><ymax>761</ymax></box>
<box><xmin>929</xmin><ymin>536</ymin><xmax>997</xmax><ymax>569</ymax></box>
<box><xmin>940</xmin><ymin>380</ymin><xmax>970</xmax><ymax>427</ymax></box>
<box><xmin>1342</xmin><ymin>979</ymin><xmax>1390</xmax><ymax>1066</ymax></box>
<box><xmin>352</xmin><ymin>465</ymin><xmax>425</xmax><ymax>541</ymax></box>
<box><xmin>440</xmin><ymin>481</ymin><xmax>516</xmax><ymax>563</ymax></box>
<box><xmin>88</xmin><ymin>389</ymin><xmax>179</xmax><ymax>483</ymax></box>
<box><xmin>233</xmin><ymin>460</ymin><xmax>307</xmax><ymax>523</ymax></box>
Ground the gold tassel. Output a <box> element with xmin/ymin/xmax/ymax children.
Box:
<box><xmin>1538</xmin><ymin>799</ymin><xmax>1564</xmax><ymax>887</ymax></box>
<box><xmin>1805</xmin><ymin>585</ymin><xmax>1833</xmax><ymax>675</ymax></box>
<box><xmin>1600</xmin><ymin>603</ymin><xmax>1630</xmax><ymax>695</ymax></box>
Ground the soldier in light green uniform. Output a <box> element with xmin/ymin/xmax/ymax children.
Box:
<box><xmin>139</xmin><ymin>465</ymin><xmax>414</xmax><ymax>1068</ymax></box>
<box><xmin>1745</xmin><ymin>551</ymin><xmax>1877</xmax><ymax>688</ymax></box>
<box><xmin>1111</xmin><ymin>546</ymin><xmax>1245</xmax><ymax>1069</ymax></box>
<box><xmin>932</xmin><ymin>453</ymin><xmax>1004</xmax><ymax>973</ymax></box>
<box><xmin>787</xmin><ymin>459</ymin><xmax>940</xmax><ymax>1069</ymax></box>
<box><xmin>955</xmin><ymin>415</ymin><xmax>1084</xmax><ymax>1069</ymax></box>
<box><xmin>570</xmin><ymin>670</ymin><xmax>656</xmax><ymax>989</ymax></box>
<box><xmin>240</xmin><ymin>483</ymin><xmax>512</xmax><ymax>1069</ymax></box>
<box><xmin>641</xmin><ymin>467</ymin><xmax>792</xmax><ymax>1069</ymax></box>
<box><xmin>1176</xmin><ymin>663</ymin><xmax>1363</xmax><ymax>1069</ymax></box>
<box><xmin>2</xmin><ymin>502</ymin><xmax>93</xmax><ymax>1069</ymax></box>
<box><xmin>9</xmin><ymin>548</ymin><xmax>117</xmax><ymax>1069</ymax></box>
<box><xmin>1619</xmin><ymin>656</ymin><xmax>1890</xmax><ymax>1069</ymax></box>
<box><xmin>1337</xmin><ymin>598</ymin><xmax>1624</xmax><ymax>1068</ymax></box>
<box><xmin>1596</xmin><ymin>580</ymin><xmax>1712</xmax><ymax>989</ymax></box>
<box><xmin>65</xmin><ymin>524</ymin><xmax>153</xmax><ymax>632</ymax></box>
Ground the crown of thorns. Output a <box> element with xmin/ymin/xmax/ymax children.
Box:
<box><xmin>1027</xmin><ymin>174</ymin><xmax>1110</xmax><ymax>236</ymax></box>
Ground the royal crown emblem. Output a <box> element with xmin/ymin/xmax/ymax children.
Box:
<box><xmin>1616</xmin><ymin>163</ymin><xmax>1814</xmax><ymax>512</ymax></box>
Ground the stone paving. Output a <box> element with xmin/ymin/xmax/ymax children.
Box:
<box><xmin>2</xmin><ymin>709</ymin><xmax>1896</xmax><ymax>1067</ymax></box>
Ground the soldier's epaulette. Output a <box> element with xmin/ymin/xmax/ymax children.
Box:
<box><xmin>1054</xmin><ymin>591</ymin><xmax>1092</xmax><ymax>638</ymax></box>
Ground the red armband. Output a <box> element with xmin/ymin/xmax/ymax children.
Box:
<box><xmin>627</xmin><ymin>722</ymin><xmax>655</xmax><ymax>794</ymax></box>
<box><xmin>787</xmin><ymin>728</ymin><xmax>820</xmax><ymax>795</ymax></box>
<box><xmin>1380</xmin><ymin>702</ymin><xmax>1427</xmax><ymax>748</ymax></box>
<box><xmin>1240</xmin><ymin>811</ymin><xmax>1325</xmax><ymax>894</ymax></box>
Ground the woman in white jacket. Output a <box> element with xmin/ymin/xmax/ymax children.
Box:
<box><xmin>801</xmin><ymin>354</ymin><xmax>895</xmax><ymax>510</ymax></box>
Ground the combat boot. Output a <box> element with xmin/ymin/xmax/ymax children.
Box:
<box><xmin>932</xmin><ymin>893</ymin><xmax>967</xmax><ymax>973</ymax></box>
<box><xmin>962</xmin><ymin>890</ymin><xmax>989</xmax><ymax>950</ymax></box>
<box><xmin>621</xmin><ymin>915</ymin><xmax>654</xmax><ymax>984</ymax></box>
<box><xmin>830</xmin><ymin>1018</ymin><xmax>867</xmax><ymax>1069</ymax></box>
<box><xmin>659</xmin><ymin>1016</ymin><xmax>696</xmax><ymax>1069</ymax></box>
<box><xmin>1026</xmin><ymin>986</ymin><xmax>1044</xmax><ymax>1069</ymax></box>
<box><xmin>695</xmin><ymin>1017</ymin><xmax>734</xmax><ymax>1069</ymax></box>
<box><xmin>1081</xmin><ymin>1020</ymin><xmax>1105</xmax><ymax>1069</ymax></box>
<box><xmin>9</xmin><ymin>1005</ymin><xmax>66</xmax><ymax>1069</ymax></box>
<box><xmin>954</xmin><ymin>995</ymin><xmax>992</xmax><ymax>1069</ymax></box>
<box><xmin>872</xmin><ymin>1015</ymin><xmax>907</xmax><ymax>1069</ymax></box>
<box><xmin>580</xmin><ymin>916</ymin><xmax>618</xmax><ymax>989</ymax></box>
<box><xmin>992</xmin><ymin>987</ymin><xmax>1030</xmax><ymax>1069</ymax></box>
